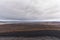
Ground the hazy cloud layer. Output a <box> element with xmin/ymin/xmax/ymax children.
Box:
<box><xmin>0</xmin><ymin>0</ymin><xmax>60</xmax><ymax>20</ymax></box>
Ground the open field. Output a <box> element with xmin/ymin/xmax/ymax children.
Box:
<box><xmin>0</xmin><ymin>22</ymin><xmax>59</xmax><ymax>33</ymax></box>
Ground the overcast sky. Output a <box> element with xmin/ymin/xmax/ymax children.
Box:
<box><xmin>0</xmin><ymin>0</ymin><xmax>60</xmax><ymax>23</ymax></box>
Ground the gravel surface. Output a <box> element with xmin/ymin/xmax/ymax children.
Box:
<box><xmin>0</xmin><ymin>31</ymin><xmax>60</xmax><ymax>40</ymax></box>
<box><xmin>0</xmin><ymin>36</ymin><xmax>59</xmax><ymax>40</ymax></box>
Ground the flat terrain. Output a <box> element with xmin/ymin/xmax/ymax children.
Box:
<box><xmin>0</xmin><ymin>22</ymin><xmax>60</xmax><ymax>33</ymax></box>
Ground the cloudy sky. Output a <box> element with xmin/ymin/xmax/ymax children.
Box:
<box><xmin>0</xmin><ymin>0</ymin><xmax>60</xmax><ymax>23</ymax></box>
